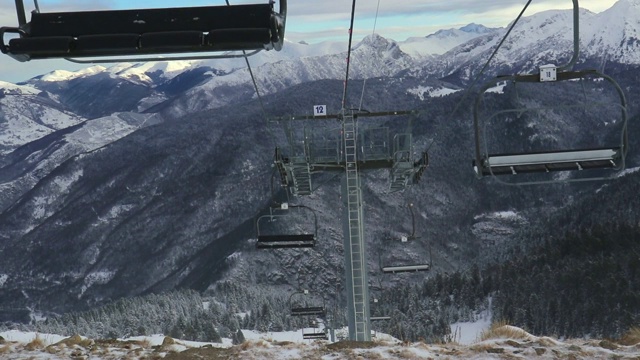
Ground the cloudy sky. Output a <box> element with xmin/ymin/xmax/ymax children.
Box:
<box><xmin>0</xmin><ymin>0</ymin><xmax>618</xmax><ymax>83</ymax></box>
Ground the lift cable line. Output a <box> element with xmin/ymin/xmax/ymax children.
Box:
<box><xmin>223</xmin><ymin>0</ymin><xmax>280</xmax><ymax>150</ymax></box>
<box><xmin>341</xmin><ymin>0</ymin><xmax>359</xmax><ymax>110</ymax></box>
<box><xmin>358</xmin><ymin>0</ymin><xmax>382</xmax><ymax>111</ymax></box>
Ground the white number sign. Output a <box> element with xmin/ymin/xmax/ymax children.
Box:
<box><xmin>313</xmin><ymin>105</ymin><xmax>327</xmax><ymax>117</ymax></box>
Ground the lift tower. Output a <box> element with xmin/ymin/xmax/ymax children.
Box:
<box><xmin>271</xmin><ymin>108</ymin><xmax>428</xmax><ymax>341</ymax></box>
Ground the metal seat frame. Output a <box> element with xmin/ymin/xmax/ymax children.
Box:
<box><xmin>381</xmin><ymin>264</ymin><xmax>431</xmax><ymax>274</ymax></box>
<box><xmin>0</xmin><ymin>0</ymin><xmax>286</xmax><ymax>63</ymax></box>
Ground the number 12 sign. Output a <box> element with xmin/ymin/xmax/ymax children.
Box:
<box><xmin>313</xmin><ymin>105</ymin><xmax>327</xmax><ymax>117</ymax></box>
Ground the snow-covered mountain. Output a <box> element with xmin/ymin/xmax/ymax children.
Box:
<box><xmin>0</xmin><ymin>0</ymin><xmax>639</xmax><ymax>334</ymax></box>
<box><xmin>0</xmin><ymin>81</ymin><xmax>85</xmax><ymax>155</ymax></box>
<box><xmin>413</xmin><ymin>0</ymin><xmax>640</xmax><ymax>81</ymax></box>
<box><xmin>399</xmin><ymin>23</ymin><xmax>499</xmax><ymax>57</ymax></box>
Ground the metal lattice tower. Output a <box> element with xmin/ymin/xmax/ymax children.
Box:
<box><xmin>270</xmin><ymin>109</ymin><xmax>428</xmax><ymax>342</ymax></box>
<box><xmin>341</xmin><ymin>113</ymin><xmax>370</xmax><ymax>341</ymax></box>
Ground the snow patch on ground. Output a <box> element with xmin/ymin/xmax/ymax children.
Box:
<box><xmin>450</xmin><ymin>310</ymin><xmax>492</xmax><ymax>345</ymax></box>
<box><xmin>486</xmin><ymin>81</ymin><xmax>508</xmax><ymax>94</ymax></box>
<box><xmin>407</xmin><ymin>85</ymin><xmax>461</xmax><ymax>100</ymax></box>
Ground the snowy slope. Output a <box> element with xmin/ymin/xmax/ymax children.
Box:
<box><xmin>415</xmin><ymin>0</ymin><xmax>640</xmax><ymax>80</ymax></box>
<box><xmin>0</xmin><ymin>112</ymin><xmax>158</xmax><ymax>212</ymax></box>
<box><xmin>0</xmin><ymin>81</ymin><xmax>85</xmax><ymax>155</ymax></box>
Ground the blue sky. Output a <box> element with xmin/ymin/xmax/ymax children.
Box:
<box><xmin>0</xmin><ymin>0</ymin><xmax>618</xmax><ymax>83</ymax></box>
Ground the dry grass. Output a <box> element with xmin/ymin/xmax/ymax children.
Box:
<box><xmin>620</xmin><ymin>327</ymin><xmax>640</xmax><ymax>345</ymax></box>
<box><xmin>325</xmin><ymin>340</ymin><xmax>377</xmax><ymax>350</ymax></box>
<box><xmin>470</xmin><ymin>343</ymin><xmax>498</xmax><ymax>353</ymax></box>
<box><xmin>24</xmin><ymin>334</ymin><xmax>45</xmax><ymax>351</ymax></box>
<box><xmin>359</xmin><ymin>350</ymin><xmax>384</xmax><ymax>359</ymax></box>
<box><xmin>0</xmin><ymin>344</ymin><xmax>12</xmax><ymax>355</ymax></box>
<box><xmin>479</xmin><ymin>321</ymin><xmax>531</xmax><ymax>341</ymax></box>
<box><xmin>239</xmin><ymin>339</ymin><xmax>269</xmax><ymax>351</ymax></box>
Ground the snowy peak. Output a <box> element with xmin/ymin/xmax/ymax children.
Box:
<box><xmin>428</xmin><ymin>23</ymin><xmax>497</xmax><ymax>39</ymax></box>
<box><xmin>400</xmin><ymin>23</ymin><xmax>500</xmax><ymax>57</ymax></box>
<box><xmin>425</xmin><ymin>1</ymin><xmax>640</xmax><ymax>80</ymax></box>
<box><xmin>40</xmin><ymin>66</ymin><xmax>107</xmax><ymax>82</ymax></box>
<box><xmin>459</xmin><ymin>23</ymin><xmax>496</xmax><ymax>34</ymax></box>
<box><xmin>354</xmin><ymin>33</ymin><xmax>403</xmax><ymax>57</ymax></box>
<box><xmin>585</xmin><ymin>0</ymin><xmax>640</xmax><ymax>63</ymax></box>
<box><xmin>609</xmin><ymin>0</ymin><xmax>640</xmax><ymax>10</ymax></box>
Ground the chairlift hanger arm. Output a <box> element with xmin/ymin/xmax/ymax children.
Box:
<box><xmin>268</xmin><ymin>110</ymin><xmax>418</xmax><ymax>122</ymax></box>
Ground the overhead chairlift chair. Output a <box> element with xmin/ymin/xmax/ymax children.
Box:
<box><xmin>472</xmin><ymin>70</ymin><xmax>627</xmax><ymax>180</ymax></box>
<box><xmin>289</xmin><ymin>290</ymin><xmax>326</xmax><ymax>317</ymax></box>
<box><xmin>471</xmin><ymin>0</ymin><xmax>629</xmax><ymax>185</ymax></box>
<box><xmin>369</xmin><ymin>297</ymin><xmax>391</xmax><ymax>322</ymax></box>
<box><xmin>255</xmin><ymin>203</ymin><xmax>318</xmax><ymax>249</ymax></box>
<box><xmin>0</xmin><ymin>0</ymin><xmax>287</xmax><ymax>63</ymax></box>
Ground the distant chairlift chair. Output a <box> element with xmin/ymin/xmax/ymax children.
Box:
<box><xmin>380</xmin><ymin>202</ymin><xmax>431</xmax><ymax>274</ymax></box>
<box><xmin>0</xmin><ymin>0</ymin><xmax>287</xmax><ymax>62</ymax></box>
<box><xmin>369</xmin><ymin>298</ymin><xmax>391</xmax><ymax>322</ymax></box>
<box><xmin>302</xmin><ymin>319</ymin><xmax>328</xmax><ymax>340</ymax></box>
<box><xmin>289</xmin><ymin>290</ymin><xmax>326</xmax><ymax>317</ymax></box>
<box><xmin>255</xmin><ymin>203</ymin><xmax>318</xmax><ymax>249</ymax></box>
<box><xmin>472</xmin><ymin>0</ymin><xmax>629</xmax><ymax>184</ymax></box>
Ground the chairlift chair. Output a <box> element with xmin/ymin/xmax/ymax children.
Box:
<box><xmin>381</xmin><ymin>264</ymin><xmax>430</xmax><ymax>274</ymax></box>
<box><xmin>472</xmin><ymin>0</ymin><xmax>629</xmax><ymax>185</ymax></box>
<box><xmin>379</xmin><ymin>245</ymin><xmax>431</xmax><ymax>274</ymax></box>
<box><xmin>302</xmin><ymin>319</ymin><xmax>328</xmax><ymax>340</ymax></box>
<box><xmin>0</xmin><ymin>0</ymin><xmax>287</xmax><ymax>63</ymax></box>
<box><xmin>369</xmin><ymin>297</ymin><xmax>391</xmax><ymax>322</ymax></box>
<box><xmin>289</xmin><ymin>290</ymin><xmax>326</xmax><ymax>317</ymax></box>
<box><xmin>302</xmin><ymin>328</ymin><xmax>328</xmax><ymax>340</ymax></box>
<box><xmin>380</xmin><ymin>205</ymin><xmax>432</xmax><ymax>274</ymax></box>
<box><xmin>473</xmin><ymin>70</ymin><xmax>628</xmax><ymax>184</ymax></box>
<box><xmin>255</xmin><ymin>204</ymin><xmax>318</xmax><ymax>249</ymax></box>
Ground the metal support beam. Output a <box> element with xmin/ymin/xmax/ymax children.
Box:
<box><xmin>341</xmin><ymin>113</ymin><xmax>371</xmax><ymax>341</ymax></box>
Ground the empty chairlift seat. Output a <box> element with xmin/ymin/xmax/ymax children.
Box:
<box><xmin>474</xmin><ymin>147</ymin><xmax>623</xmax><ymax>176</ymax></box>
<box><xmin>255</xmin><ymin>204</ymin><xmax>318</xmax><ymax>249</ymax></box>
<box><xmin>381</xmin><ymin>264</ymin><xmax>430</xmax><ymax>274</ymax></box>
<box><xmin>256</xmin><ymin>234</ymin><xmax>315</xmax><ymax>249</ymax></box>
<box><xmin>302</xmin><ymin>331</ymin><xmax>328</xmax><ymax>340</ymax></box>
<box><xmin>370</xmin><ymin>298</ymin><xmax>391</xmax><ymax>321</ymax></box>
<box><xmin>472</xmin><ymin>70</ymin><xmax>628</xmax><ymax>183</ymax></box>
<box><xmin>0</xmin><ymin>0</ymin><xmax>287</xmax><ymax>62</ymax></box>
<box><xmin>289</xmin><ymin>290</ymin><xmax>326</xmax><ymax>317</ymax></box>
